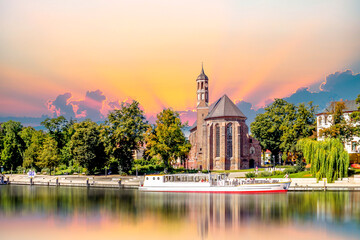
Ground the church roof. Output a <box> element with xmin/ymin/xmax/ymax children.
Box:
<box><xmin>196</xmin><ymin>64</ymin><xmax>208</xmax><ymax>81</ymax></box>
<box><xmin>190</xmin><ymin>120</ymin><xmax>197</xmax><ymax>131</ymax></box>
<box><xmin>205</xmin><ymin>95</ymin><xmax>246</xmax><ymax>120</ymax></box>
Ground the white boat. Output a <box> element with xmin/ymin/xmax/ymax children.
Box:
<box><xmin>139</xmin><ymin>173</ymin><xmax>291</xmax><ymax>194</ymax></box>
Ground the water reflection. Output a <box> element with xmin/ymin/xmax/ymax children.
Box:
<box><xmin>0</xmin><ymin>185</ymin><xmax>359</xmax><ymax>239</ymax></box>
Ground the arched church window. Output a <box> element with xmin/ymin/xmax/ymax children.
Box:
<box><xmin>226</xmin><ymin>123</ymin><xmax>233</xmax><ymax>158</ymax></box>
<box><xmin>216</xmin><ymin>125</ymin><xmax>220</xmax><ymax>157</ymax></box>
<box><xmin>250</xmin><ymin>147</ymin><xmax>255</xmax><ymax>155</ymax></box>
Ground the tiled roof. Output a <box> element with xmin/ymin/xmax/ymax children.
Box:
<box><xmin>319</xmin><ymin>100</ymin><xmax>359</xmax><ymax>114</ymax></box>
<box><xmin>190</xmin><ymin>120</ymin><xmax>197</xmax><ymax>131</ymax></box>
<box><xmin>205</xmin><ymin>95</ymin><xmax>246</xmax><ymax>120</ymax></box>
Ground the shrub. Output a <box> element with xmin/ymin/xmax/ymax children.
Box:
<box><xmin>259</xmin><ymin>171</ymin><xmax>272</xmax><ymax>177</ymax></box>
<box><xmin>245</xmin><ymin>172</ymin><xmax>256</xmax><ymax>178</ymax></box>
<box><xmin>272</xmin><ymin>170</ymin><xmax>283</xmax><ymax>176</ymax></box>
<box><xmin>16</xmin><ymin>166</ymin><xmax>25</xmax><ymax>174</ymax></box>
<box><xmin>284</xmin><ymin>168</ymin><xmax>297</xmax><ymax>174</ymax></box>
<box><xmin>41</xmin><ymin>168</ymin><xmax>50</xmax><ymax>175</ymax></box>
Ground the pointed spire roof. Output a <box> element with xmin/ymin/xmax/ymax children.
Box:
<box><xmin>205</xmin><ymin>95</ymin><xmax>246</xmax><ymax>119</ymax></box>
<box><xmin>197</xmin><ymin>63</ymin><xmax>208</xmax><ymax>81</ymax></box>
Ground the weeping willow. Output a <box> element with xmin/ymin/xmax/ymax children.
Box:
<box><xmin>297</xmin><ymin>138</ymin><xmax>349</xmax><ymax>183</ymax></box>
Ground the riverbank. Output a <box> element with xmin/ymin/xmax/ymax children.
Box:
<box><xmin>2</xmin><ymin>174</ymin><xmax>142</xmax><ymax>189</ymax></box>
<box><xmin>2</xmin><ymin>174</ymin><xmax>360</xmax><ymax>191</ymax></box>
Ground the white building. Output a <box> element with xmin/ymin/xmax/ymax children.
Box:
<box><xmin>316</xmin><ymin>100</ymin><xmax>360</xmax><ymax>153</ymax></box>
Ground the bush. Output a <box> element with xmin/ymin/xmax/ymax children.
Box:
<box><xmin>284</xmin><ymin>168</ymin><xmax>297</xmax><ymax>174</ymax></box>
<box><xmin>245</xmin><ymin>172</ymin><xmax>256</xmax><ymax>178</ymax></box>
<box><xmin>259</xmin><ymin>171</ymin><xmax>272</xmax><ymax>177</ymax></box>
<box><xmin>16</xmin><ymin>166</ymin><xmax>25</xmax><ymax>174</ymax></box>
<box><xmin>41</xmin><ymin>168</ymin><xmax>50</xmax><ymax>175</ymax></box>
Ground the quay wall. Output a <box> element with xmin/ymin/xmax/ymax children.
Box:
<box><xmin>2</xmin><ymin>174</ymin><xmax>360</xmax><ymax>191</ymax></box>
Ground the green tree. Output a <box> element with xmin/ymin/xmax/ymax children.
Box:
<box><xmin>251</xmin><ymin>99</ymin><xmax>292</xmax><ymax>165</ymax></box>
<box><xmin>102</xmin><ymin>101</ymin><xmax>148</xmax><ymax>173</ymax></box>
<box><xmin>41</xmin><ymin>116</ymin><xmax>69</xmax><ymax>150</ymax></box>
<box><xmin>21</xmin><ymin>128</ymin><xmax>46</xmax><ymax>169</ymax></box>
<box><xmin>70</xmin><ymin>120</ymin><xmax>106</xmax><ymax>174</ymax></box>
<box><xmin>251</xmin><ymin>99</ymin><xmax>316</xmax><ymax>166</ymax></box>
<box><xmin>350</xmin><ymin>94</ymin><xmax>360</xmax><ymax>138</ymax></box>
<box><xmin>144</xmin><ymin>109</ymin><xmax>191</xmax><ymax>172</ymax></box>
<box><xmin>37</xmin><ymin>136</ymin><xmax>61</xmax><ymax>174</ymax></box>
<box><xmin>0</xmin><ymin>121</ymin><xmax>25</xmax><ymax>171</ymax></box>
<box><xmin>297</xmin><ymin>138</ymin><xmax>349</xmax><ymax>182</ymax></box>
<box><xmin>280</xmin><ymin>102</ymin><xmax>316</xmax><ymax>165</ymax></box>
<box><xmin>320</xmin><ymin>101</ymin><xmax>357</xmax><ymax>143</ymax></box>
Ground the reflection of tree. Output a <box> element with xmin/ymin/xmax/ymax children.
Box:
<box><xmin>0</xmin><ymin>186</ymin><xmax>360</xmax><ymax>237</ymax></box>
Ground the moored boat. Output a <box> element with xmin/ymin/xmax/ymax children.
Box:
<box><xmin>139</xmin><ymin>173</ymin><xmax>291</xmax><ymax>194</ymax></box>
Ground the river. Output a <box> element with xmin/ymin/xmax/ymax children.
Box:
<box><xmin>0</xmin><ymin>185</ymin><xmax>359</xmax><ymax>240</ymax></box>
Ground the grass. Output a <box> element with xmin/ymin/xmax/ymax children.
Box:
<box><xmin>211</xmin><ymin>168</ymin><xmax>265</xmax><ymax>173</ymax></box>
<box><xmin>255</xmin><ymin>170</ymin><xmax>313</xmax><ymax>178</ymax></box>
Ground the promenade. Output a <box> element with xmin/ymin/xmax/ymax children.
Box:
<box><xmin>2</xmin><ymin>174</ymin><xmax>360</xmax><ymax>191</ymax></box>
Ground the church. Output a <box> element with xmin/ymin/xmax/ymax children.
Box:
<box><xmin>188</xmin><ymin>66</ymin><xmax>261</xmax><ymax>170</ymax></box>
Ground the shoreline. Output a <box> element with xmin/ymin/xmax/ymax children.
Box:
<box><xmin>2</xmin><ymin>174</ymin><xmax>360</xmax><ymax>191</ymax></box>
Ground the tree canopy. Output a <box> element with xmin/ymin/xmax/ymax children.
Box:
<box><xmin>102</xmin><ymin>100</ymin><xmax>148</xmax><ymax>173</ymax></box>
<box><xmin>144</xmin><ymin>108</ymin><xmax>191</xmax><ymax>172</ymax></box>
<box><xmin>251</xmin><ymin>99</ymin><xmax>316</xmax><ymax>165</ymax></box>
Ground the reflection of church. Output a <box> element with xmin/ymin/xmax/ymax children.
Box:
<box><xmin>188</xmin><ymin>66</ymin><xmax>261</xmax><ymax>170</ymax></box>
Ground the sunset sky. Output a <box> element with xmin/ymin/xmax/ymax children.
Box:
<box><xmin>1</xmin><ymin>0</ymin><xmax>359</xmax><ymax>123</ymax></box>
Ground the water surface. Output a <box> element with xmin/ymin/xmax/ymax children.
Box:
<box><xmin>0</xmin><ymin>185</ymin><xmax>359</xmax><ymax>240</ymax></box>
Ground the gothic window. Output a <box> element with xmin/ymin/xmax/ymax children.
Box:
<box><xmin>226</xmin><ymin>123</ymin><xmax>233</xmax><ymax>158</ymax></box>
<box><xmin>250</xmin><ymin>147</ymin><xmax>255</xmax><ymax>155</ymax></box>
<box><xmin>216</xmin><ymin>125</ymin><xmax>220</xmax><ymax>157</ymax></box>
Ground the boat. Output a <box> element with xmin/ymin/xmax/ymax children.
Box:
<box><xmin>139</xmin><ymin>173</ymin><xmax>291</xmax><ymax>194</ymax></box>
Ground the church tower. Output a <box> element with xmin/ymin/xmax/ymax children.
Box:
<box><xmin>196</xmin><ymin>64</ymin><xmax>209</xmax><ymax>169</ymax></box>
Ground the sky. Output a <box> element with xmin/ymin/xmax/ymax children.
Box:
<box><xmin>0</xmin><ymin>0</ymin><xmax>360</xmax><ymax>126</ymax></box>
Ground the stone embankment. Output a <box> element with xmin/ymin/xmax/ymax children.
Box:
<box><xmin>1</xmin><ymin>174</ymin><xmax>143</xmax><ymax>188</ymax></box>
<box><xmin>2</xmin><ymin>174</ymin><xmax>360</xmax><ymax>191</ymax></box>
<box><xmin>227</xmin><ymin>173</ymin><xmax>360</xmax><ymax>191</ymax></box>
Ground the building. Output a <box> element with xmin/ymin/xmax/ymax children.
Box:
<box><xmin>187</xmin><ymin>66</ymin><xmax>261</xmax><ymax>170</ymax></box>
<box><xmin>316</xmin><ymin>100</ymin><xmax>360</xmax><ymax>153</ymax></box>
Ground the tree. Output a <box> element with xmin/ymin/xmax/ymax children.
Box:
<box><xmin>21</xmin><ymin>128</ymin><xmax>46</xmax><ymax>169</ymax></box>
<box><xmin>70</xmin><ymin>120</ymin><xmax>106</xmax><ymax>174</ymax></box>
<box><xmin>350</xmin><ymin>94</ymin><xmax>360</xmax><ymax>136</ymax></box>
<box><xmin>251</xmin><ymin>99</ymin><xmax>316</xmax><ymax>166</ymax></box>
<box><xmin>102</xmin><ymin>101</ymin><xmax>148</xmax><ymax>173</ymax></box>
<box><xmin>251</xmin><ymin>99</ymin><xmax>292</xmax><ymax>165</ymax></box>
<box><xmin>297</xmin><ymin>138</ymin><xmax>349</xmax><ymax>182</ymax></box>
<box><xmin>0</xmin><ymin>121</ymin><xmax>25</xmax><ymax>171</ymax></box>
<box><xmin>37</xmin><ymin>136</ymin><xmax>61</xmax><ymax>174</ymax></box>
<box><xmin>280</xmin><ymin>102</ymin><xmax>316</xmax><ymax>165</ymax></box>
<box><xmin>320</xmin><ymin>101</ymin><xmax>357</xmax><ymax>143</ymax></box>
<box><xmin>144</xmin><ymin>109</ymin><xmax>191</xmax><ymax>172</ymax></box>
<box><xmin>41</xmin><ymin>116</ymin><xmax>69</xmax><ymax>150</ymax></box>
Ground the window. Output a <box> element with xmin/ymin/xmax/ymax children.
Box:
<box><xmin>157</xmin><ymin>177</ymin><xmax>160</xmax><ymax>180</ymax></box>
<box><xmin>352</xmin><ymin>142</ymin><xmax>357</xmax><ymax>152</ymax></box>
<box><xmin>318</xmin><ymin>116</ymin><xmax>322</xmax><ymax>125</ymax></box>
<box><xmin>226</xmin><ymin>124</ymin><xmax>233</xmax><ymax>158</ymax></box>
<box><xmin>201</xmin><ymin>93</ymin><xmax>204</xmax><ymax>100</ymax></box>
<box><xmin>250</xmin><ymin>147</ymin><xmax>255</xmax><ymax>155</ymax></box>
<box><xmin>201</xmin><ymin>82</ymin><xmax>204</xmax><ymax>89</ymax></box>
<box><xmin>216</xmin><ymin>125</ymin><xmax>220</xmax><ymax>157</ymax></box>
